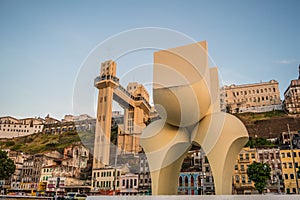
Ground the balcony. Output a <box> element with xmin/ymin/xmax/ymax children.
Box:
<box><xmin>94</xmin><ymin>75</ymin><xmax>119</xmax><ymax>87</ymax></box>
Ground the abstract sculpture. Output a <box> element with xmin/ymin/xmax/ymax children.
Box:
<box><xmin>140</xmin><ymin>41</ymin><xmax>249</xmax><ymax>195</ymax></box>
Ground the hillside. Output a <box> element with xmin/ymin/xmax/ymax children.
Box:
<box><xmin>235</xmin><ymin>111</ymin><xmax>300</xmax><ymax>139</ymax></box>
<box><xmin>0</xmin><ymin>131</ymin><xmax>94</xmax><ymax>154</ymax></box>
<box><xmin>1</xmin><ymin>111</ymin><xmax>299</xmax><ymax>154</ymax></box>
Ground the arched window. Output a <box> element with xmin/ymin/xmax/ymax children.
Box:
<box><xmin>179</xmin><ymin>176</ymin><xmax>183</xmax><ymax>186</ymax></box>
<box><xmin>185</xmin><ymin>176</ymin><xmax>188</xmax><ymax>186</ymax></box>
<box><xmin>190</xmin><ymin>176</ymin><xmax>194</xmax><ymax>187</ymax></box>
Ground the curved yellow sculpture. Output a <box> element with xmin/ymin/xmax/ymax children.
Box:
<box><xmin>140</xmin><ymin>41</ymin><xmax>249</xmax><ymax>195</ymax></box>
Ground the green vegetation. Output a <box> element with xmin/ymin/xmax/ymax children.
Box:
<box><xmin>247</xmin><ymin>161</ymin><xmax>271</xmax><ymax>194</ymax></box>
<box><xmin>0</xmin><ymin>150</ymin><xmax>16</xmax><ymax>180</ymax></box>
<box><xmin>245</xmin><ymin>137</ymin><xmax>276</xmax><ymax>148</ymax></box>
<box><xmin>235</xmin><ymin>110</ymin><xmax>286</xmax><ymax>124</ymax></box>
<box><xmin>0</xmin><ymin>131</ymin><xmax>94</xmax><ymax>154</ymax></box>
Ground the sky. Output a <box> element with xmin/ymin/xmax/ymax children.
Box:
<box><xmin>0</xmin><ymin>0</ymin><xmax>299</xmax><ymax>119</ymax></box>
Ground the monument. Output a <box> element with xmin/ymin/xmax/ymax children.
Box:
<box><xmin>140</xmin><ymin>41</ymin><xmax>249</xmax><ymax>195</ymax></box>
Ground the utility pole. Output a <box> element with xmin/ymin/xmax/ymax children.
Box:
<box><xmin>288</xmin><ymin>124</ymin><xmax>300</xmax><ymax>194</ymax></box>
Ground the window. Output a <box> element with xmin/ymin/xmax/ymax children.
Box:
<box><xmin>281</xmin><ymin>153</ymin><xmax>285</xmax><ymax>158</ymax></box>
<box><xmin>290</xmin><ymin>174</ymin><xmax>295</xmax><ymax>179</ymax></box>
<box><xmin>242</xmin><ymin>175</ymin><xmax>246</xmax><ymax>183</ymax></box>
<box><xmin>293</xmin><ymin>188</ymin><xmax>296</xmax><ymax>194</ymax></box>
<box><xmin>283</xmin><ymin>163</ymin><xmax>287</xmax><ymax>169</ymax></box>
<box><xmin>235</xmin><ymin>165</ymin><xmax>238</xmax><ymax>170</ymax></box>
<box><xmin>287</xmin><ymin>152</ymin><xmax>291</xmax><ymax>158</ymax></box>
<box><xmin>245</xmin><ymin>154</ymin><xmax>249</xmax><ymax>160</ymax></box>
<box><xmin>206</xmin><ymin>176</ymin><xmax>210</xmax><ymax>183</ymax></box>
<box><xmin>236</xmin><ymin>175</ymin><xmax>240</xmax><ymax>183</ymax></box>
<box><xmin>239</xmin><ymin>154</ymin><xmax>243</xmax><ymax>161</ymax></box>
<box><xmin>205</xmin><ymin>167</ymin><xmax>210</xmax><ymax>172</ymax></box>
<box><xmin>289</xmin><ymin>163</ymin><xmax>293</xmax><ymax>168</ymax></box>
<box><xmin>284</xmin><ymin>174</ymin><xmax>288</xmax><ymax>179</ymax></box>
<box><xmin>179</xmin><ymin>176</ymin><xmax>183</xmax><ymax>186</ymax></box>
<box><xmin>241</xmin><ymin>165</ymin><xmax>245</xmax><ymax>171</ymax></box>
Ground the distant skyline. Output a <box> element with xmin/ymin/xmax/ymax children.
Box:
<box><xmin>0</xmin><ymin>0</ymin><xmax>300</xmax><ymax>119</ymax></box>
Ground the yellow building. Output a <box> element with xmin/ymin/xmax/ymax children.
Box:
<box><xmin>280</xmin><ymin>149</ymin><xmax>300</xmax><ymax>194</ymax></box>
<box><xmin>222</xmin><ymin>80</ymin><xmax>281</xmax><ymax>113</ymax></box>
<box><xmin>233</xmin><ymin>147</ymin><xmax>257</xmax><ymax>194</ymax></box>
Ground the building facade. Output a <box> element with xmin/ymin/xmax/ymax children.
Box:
<box><xmin>43</xmin><ymin>114</ymin><xmax>95</xmax><ymax>134</ymax></box>
<box><xmin>233</xmin><ymin>147</ymin><xmax>257</xmax><ymax>194</ymax></box>
<box><xmin>280</xmin><ymin>148</ymin><xmax>300</xmax><ymax>194</ymax></box>
<box><xmin>283</xmin><ymin>65</ymin><xmax>300</xmax><ymax>114</ymax></box>
<box><xmin>179</xmin><ymin>148</ymin><xmax>215</xmax><ymax>195</ymax></box>
<box><xmin>119</xmin><ymin>173</ymin><xmax>139</xmax><ymax>195</ymax></box>
<box><xmin>256</xmin><ymin>148</ymin><xmax>283</xmax><ymax>193</ymax></box>
<box><xmin>0</xmin><ymin>116</ymin><xmax>43</xmax><ymax>138</ymax></box>
<box><xmin>138</xmin><ymin>153</ymin><xmax>151</xmax><ymax>195</ymax></box>
<box><xmin>91</xmin><ymin>167</ymin><xmax>122</xmax><ymax>195</ymax></box>
<box><xmin>222</xmin><ymin>80</ymin><xmax>281</xmax><ymax>113</ymax></box>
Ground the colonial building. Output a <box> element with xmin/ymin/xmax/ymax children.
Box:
<box><xmin>179</xmin><ymin>148</ymin><xmax>215</xmax><ymax>195</ymax></box>
<box><xmin>20</xmin><ymin>154</ymin><xmax>49</xmax><ymax>192</ymax></box>
<box><xmin>91</xmin><ymin>166</ymin><xmax>122</xmax><ymax>195</ymax></box>
<box><xmin>281</xmin><ymin>130</ymin><xmax>300</xmax><ymax>146</ymax></box>
<box><xmin>178</xmin><ymin>172</ymin><xmax>201</xmax><ymax>195</ymax></box>
<box><xmin>46</xmin><ymin>177</ymin><xmax>65</xmax><ymax>195</ymax></box>
<box><xmin>119</xmin><ymin>173</ymin><xmax>139</xmax><ymax>195</ymax></box>
<box><xmin>221</xmin><ymin>80</ymin><xmax>281</xmax><ymax>113</ymax></box>
<box><xmin>233</xmin><ymin>147</ymin><xmax>257</xmax><ymax>194</ymax></box>
<box><xmin>283</xmin><ymin>65</ymin><xmax>300</xmax><ymax>114</ymax></box>
<box><xmin>0</xmin><ymin>116</ymin><xmax>43</xmax><ymax>138</ymax></box>
<box><xmin>138</xmin><ymin>153</ymin><xmax>151</xmax><ymax>195</ymax></box>
<box><xmin>280</xmin><ymin>148</ymin><xmax>300</xmax><ymax>194</ymax></box>
<box><xmin>256</xmin><ymin>148</ymin><xmax>283</xmax><ymax>193</ymax></box>
<box><xmin>43</xmin><ymin>114</ymin><xmax>96</xmax><ymax>134</ymax></box>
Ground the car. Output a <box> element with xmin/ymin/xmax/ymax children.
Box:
<box><xmin>66</xmin><ymin>192</ymin><xmax>87</xmax><ymax>200</ymax></box>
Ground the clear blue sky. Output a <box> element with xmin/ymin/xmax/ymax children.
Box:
<box><xmin>0</xmin><ymin>0</ymin><xmax>299</xmax><ymax>119</ymax></box>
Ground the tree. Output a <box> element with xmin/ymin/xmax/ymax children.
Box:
<box><xmin>0</xmin><ymin>150</ymin><xmax>16</xmax><ymax>180</ymax></box>
<box><xmin>247</xmin><ymin>161</ymin><xmax>271</xmax><ymax>194</ymax></box>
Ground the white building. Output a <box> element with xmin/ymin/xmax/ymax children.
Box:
<box><xmin>91</xmin><ymin>167</ymin><xmax>122</xmax><ymax>194</ymax></box>
<box><xmin>0</xmin><ymin>116</ymin><xmax>43</xmax><ymax>138</ymax></box>
<box><xmin>46</xmin><ymin>177</ymin><xmax>65</xmax><ymax>194</ymax></box>
<box><xmin>120</xmin><ymin>173</ymin><xmax>139</xmax><ymax>195</ymax></box>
